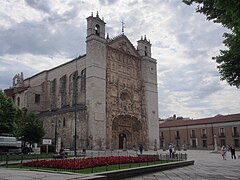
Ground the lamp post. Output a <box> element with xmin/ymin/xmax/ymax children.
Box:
<box><xmin>52</xmin><ymin>119</ymin><xmax>61</xmax><ymax>153</ymax></box>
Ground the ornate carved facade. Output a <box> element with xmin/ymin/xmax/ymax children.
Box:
<box><xmin>106</xmin><ymin>37</ymin><xmax>148</xmax><ymax>149</ymax></box>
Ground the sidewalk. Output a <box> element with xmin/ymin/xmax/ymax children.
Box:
<box><xmin>0</xmin><ymin>150</ymin><xmax>239</xmax><ymax>180</ymax></box>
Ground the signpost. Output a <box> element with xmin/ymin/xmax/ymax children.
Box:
<box><xmin>42</xmin><ymin>139</ymin><xmax>52</xmax><ymax>154</ymax></box>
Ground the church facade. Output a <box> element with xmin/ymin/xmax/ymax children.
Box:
<box><xmin>6</xmin><ymin>13</ymin><xmax>159</xmax><ymax>151</ymax></box>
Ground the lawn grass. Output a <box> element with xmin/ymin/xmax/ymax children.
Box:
<box><xmin>1</xmin><ymin>160</ymin><xmax>175</xmax><ymax>174</ymax></box>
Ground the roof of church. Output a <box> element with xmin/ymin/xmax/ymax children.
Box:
<box><xmin>159</xmin><ymin>113</ymin><xmax>240</xmax><ymax>128</ymax></box>
<box><xmin>107</xmin><ymin>34</ymin><xmax>139</xmax><ymax>57</ymax></box>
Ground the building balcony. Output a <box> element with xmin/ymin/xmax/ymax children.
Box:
<box><xmin>175</xmin><ymin>135</ymin><xmax>180</xmax><ymax>139</ymax></box>
<box><xmin>219</xmin><ymin>133</ymin><xmax>225</xmax><ymax>137</ymax></box>
<box><xmin>160</xmin><ymin>136</ymin><xmax>164</xmax><ymax>140</ymax></box>
<box><xmin>232</xmin><ymin>133</ymin><xmax>239</xmax><ymax>137</ymax></box>
<box><xmin>201</xmin><ymin>134</ymin><xmax>207</xmax><ymax>138</ymax></box>
<box><xmin>190</xmin><ymin>134</ymin><xmax>196</xmax><ymax>138</ymax></box>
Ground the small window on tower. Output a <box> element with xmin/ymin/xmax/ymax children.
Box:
<box><xmin>95</xmin><ymin>24</ymin><xmax>100</xmax><ymax>36</ymax></box>
<box><xmin>145</xmin><ymin>46</ymin><xmax>148</xmax><ymax>56</ymax></box>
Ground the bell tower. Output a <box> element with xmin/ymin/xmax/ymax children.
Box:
<box><xmin>86</xmin><ymin>11</ymin><xmax>106</xmax><ymax>42</ymax></box>
<box><xmin>85</xmin><ymin>12</ymin><xmax>107</xmax><ymax>149</ymax></box>
<box><xmin>137</xmin><ymin>35</ymin><xmax>159</xmax><ymax>150</ymax></box>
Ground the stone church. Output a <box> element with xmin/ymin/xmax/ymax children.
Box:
<box><xmin>6</xmin><ymin>13</ymin><xmax>159</xmax><ymax>151</ymax></box>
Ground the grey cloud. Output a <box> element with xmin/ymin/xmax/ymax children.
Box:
<box><xmin>0</xmin><ymin>18</ymin><xmax>85</xmax><ymax>57</ymax></box>
<box><xmin>159</xmin><ymin>61</ymin><xmax>222</xmax><ymax>99</ymax></box>
<box><xmin>99</xmin><ymin>0</ymin><xmax>118</xmax><ymax>5</ymax></box>
<box><xmin>0</xmin><ymin>59</ymin><xmax>36</xmax><ymax>89</ymax></box>
<box><xmin>25</xmin><ymin>0</ymin><xmax>51</xmax><ymax>14</ymax></box>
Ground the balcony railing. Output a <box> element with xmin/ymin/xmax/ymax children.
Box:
<box><xmin>175</xmin><ymin>135</ymin><xmax>180</xmax><ymax>139</ymax></box>
<box><xmin>190</xmin><ymin>134</ymin><xmax>196</xmax><ymax>138</ymax></box>
<box><xmin>219</xmin><ymin>133</ymin><xmax>225</xmax><ymax>137</ymax></box>
<box><xmin>232</xmin><ymin>133</ymin><xmax>239</xmax><ymax>137</ymax></box>
<box><xmin>201</xmin><ymin>134</ymin><xmax>207</xmax><ymax>138</ymax></box>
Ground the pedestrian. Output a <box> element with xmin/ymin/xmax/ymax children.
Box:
<box><xmin>59</xmin><ymin>147</ymin><xmax>67</xmax><ymax>158</ymax></box>
<box><xmin>221</xmin><ymin>145</ymin><xmax>227</xmax><ymax>160</ymax></box>
<box><xmin>229</xmin><ymin>146</ymin><xmax>236</xmax><ymax>159</ymax></box>
<box><xmin>172</xmin><ymin>145</ymin><xmax>176</xmax><ymax>159</ymax></box>
<box><xmin>139</xmin><ymin>144</ymin><xmax>143</xmax><ymax>154</ymax></box>
<box><xmin>168</xmin><ymin>143</ymin><xmax>173</xmax><ymax>158</ymax></box>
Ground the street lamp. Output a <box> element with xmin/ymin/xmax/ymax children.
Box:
<box><xmin>52</xmin><ymin>119</ymin><xmax>61</xmax><ymax>153</ymax></box>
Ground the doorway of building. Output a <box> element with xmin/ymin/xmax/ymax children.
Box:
<box><xmin>119</xmin><ymin>133</ymin><xmax>126</xmax><ymax>149</ymax></box>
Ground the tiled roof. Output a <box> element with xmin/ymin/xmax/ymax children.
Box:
<box><xmin>159</xmin><ymin>113</ymin><xmax>240</xmax><ymax>128</ymax></box>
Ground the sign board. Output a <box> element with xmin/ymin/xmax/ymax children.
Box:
<box><xmin>42</xmin><ymin>139</ymin><xmax>52</xmax><ymax>145</ymax></box>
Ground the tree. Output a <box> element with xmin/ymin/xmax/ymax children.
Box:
<box><xmin>21</xmin><ymin>112</ymin><xmax>45</xmax><ymax>145</ymax></box>
<box><xmin>183</xmin><ymin>0</ymin><xmax>240</xmax><ymax>88</ymax></box>
<box><xmin>0</xmin><ymin>91</ymin><xmax>22</xmax><ymax>136</ymax></box>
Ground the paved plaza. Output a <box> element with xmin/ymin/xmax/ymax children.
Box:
<box><xmin>124</xmin><ymin>150</ymin><xmax>240</xmax><ymax>180</ymax></box>
<box><xmin>0</xmin><ymin>150</ymin><xmax>239</xmax><ymax>180</ymax></box>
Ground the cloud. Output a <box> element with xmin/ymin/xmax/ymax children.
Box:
<box><xmin>0</xmin><ymin>0</ymin><xmax>239</xmax><ymax>119</ymax></box>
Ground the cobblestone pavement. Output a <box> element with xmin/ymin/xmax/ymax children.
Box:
<box><xmin>0</xmin><ymin>150</ymin><xmax>239</xmax><ymax>180</ymax></box>
<box><xmin>124</xmin><ymin>150</ymin><xmax>240</xmax><ymax>180</ymax></box>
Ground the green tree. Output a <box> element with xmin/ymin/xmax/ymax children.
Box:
<box><xmin>21</xmin><ymin>112</ymin><xmax>45</xmax><ymax>145</ymax></box>
<box><xmin>183</xmin><ymin>0</ymin><xmax>240</xmax><ymax>88</ymax></box>
<box><xmin>0</xmin><ymin>91</ymin><xmax>22</xmax><ymax>136</ymax></box>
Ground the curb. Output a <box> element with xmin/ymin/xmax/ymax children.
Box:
<box><xmin>82</xmin><ymin>160</ymin><xmax>195</xmax><ymax>180</ymax></box>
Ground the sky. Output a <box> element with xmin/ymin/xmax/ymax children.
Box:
<box><xmin>0</xmin><ymin>0</ymin><xmax>239</xmax><ymax>119</ymax></box>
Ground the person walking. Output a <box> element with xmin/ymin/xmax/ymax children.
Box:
<box><xmin>221</xmin><ymin>145</ymin><xmax>227</xmax><ymax>160</ymax></box>
<box><xmin>229</xmin><ymin>146</ymin><xmax>236</xmax><ymax>159</ymax></box>
<box><xmin>168</xmin><ymin>143</ymin><xmax>173</xmax><ymax>158</ymax></box>
<box><xmin>139</xmin><ymin>144</ymin><xmax>143</xmax><ymax>154</ymax></box>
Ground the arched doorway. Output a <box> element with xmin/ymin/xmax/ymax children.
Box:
<box><xmin>119</xmin><ymin>133</ymin><xmax>126</xmax><ymax>149</ymax></box>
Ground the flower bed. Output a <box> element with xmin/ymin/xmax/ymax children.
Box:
<box><xmin>23</xmin><ymin>156</ymin><xmax>158</xmax><ymax>170</ymax></box>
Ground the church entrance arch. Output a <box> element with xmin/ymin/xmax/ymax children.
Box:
<box><xmin>112</xmin><ymin>115</ymin><xmax>142</xmax><ymax>149</ymax></box>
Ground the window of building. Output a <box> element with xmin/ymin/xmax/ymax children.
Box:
<box><xmin>35</xmin><ymin>94</ymin><xmax>40</xmax><ymax>103</ymax></box>
<box><xmin>160</xmin><ymin>132</ymin><xmax>164</xmax><ymax>138</ymax></box>
<box><xmin>95</xmin><ymin>24</ymin><xmax>100</xmax><ymax>36</ymax></box>
<box><xmin>176</xmin><ymin>131</ymin><xmax>180</xmax><ymax>139</ymax></box>
<box><xmin>17</xmin><ymin>97</ymin><xmax>20</xmax><ymax>106</ymax></box>
<box><xmin>144</xmin><ymin>46</ymin><xmax>148</xmax><ymax>56</ymax></box>
<box><xmin>219</xmin><ymin>128</ymin><xmax>225</xmax><ymax>137</ymax></box>
<box><xmin>234</xmin><ymin>139</ymin><xmax>239</xmax><ymax>147</ymax></box>
<box><xmin>201</xmin><ymin>129</ymin><xmax>207</xmax><ymax>138</ymax></box>
<box><xmin>202</xmin><ymin>139</ymin><xmax>207</xmax><ymax>147</ymax></box>
<box><xmin>233</xmin><ymin>127</ymin><xmax>238</xmax><ymax>136</ymax></box>
<box><xmin>220</xmin><ymin>128</ymin><xmax>224</xmax><ymax>133</ymax></box>
<box><xmin>220</xmin><ymin>139</ymin><xmax>225</xmax><ymax>147</ymax></box>
<box><xmin>191</xmin><ymin>129</ymin><xmax>196</xmax><ymax>138</ymax></box>
<box><xmin>191</xmin><ymin>139</ymin><xmax>197</xmax><ymax>147</ymax></box>
<box><xmin>63</xmin><ymin>118</ymin><xmax>66</xmax><ymax>127</ymax></box>
<box><xmin>160</xmin><ymin>140</ymin><xmax>164</xmax><ymax>148</ymax></box>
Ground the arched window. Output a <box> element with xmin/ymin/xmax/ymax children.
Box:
<box><xmin>63</xmin><ymin>118</ymin><xmax>66</xmax><ymax>127</ymax></box>
<box><xmin>95</xmin><ymin>24</ymin><xmax>100</xmax><ymax>36</ymax></box>
<box><xmin>144</xmin><ymin>46</ymin><xmax>148</xmax><ymax>56</ymax></box>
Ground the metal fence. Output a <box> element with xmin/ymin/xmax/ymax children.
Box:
<box><xmin>0</xmin><ymin>150</ymin><xmax>187</xmax><ymax>173</ymax></box>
